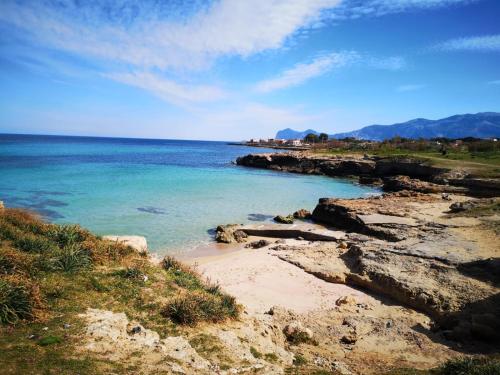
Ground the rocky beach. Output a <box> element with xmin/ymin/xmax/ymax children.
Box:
<box><xmin>184</xmin><ymin>152</ymin><xmax>500</xmax><ymax>374</ymax></box>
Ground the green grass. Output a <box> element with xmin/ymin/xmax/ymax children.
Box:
<box><xmin>0</xmin><ymin>207</ymin><xmax>241</xmax><ymax>373</ymax></box>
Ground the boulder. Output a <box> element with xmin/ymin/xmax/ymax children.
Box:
<box><xmin>215</xmin><ymin>224</ymin><xmax>248</xmax><ymax>243</ymax></box>
<box><xmin>274</xmin><ymin>215</ymin><xmax>294</xmax><ymax>224</ymax></box>
<box><xmin>283</xmin><ymin>321</ymin><xmax>313</xmax><ymax>343</ymax></box>
<box><xmin>245</xmin><ymin>239</ymin><xmax>271</xmax><ymax>249</ymax></box>
<box><xmin>293</xmin><ymin>209</ymin><xmax>312</xmax><ymax>219</ymax></box>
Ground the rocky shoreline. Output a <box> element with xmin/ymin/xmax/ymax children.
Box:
<box><xmin>236</xmin><ymin>152</ymin><xmax>500</xmax><ymax>197</ymax></box>
<box><xmin>201</xmin><ymin>152</ymin><xmax>500</xmax><ymax>373</ymax></box>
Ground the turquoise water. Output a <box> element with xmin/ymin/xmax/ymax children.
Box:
<box><xmin>0</xmin><ymin>134</ymin><xmax>379</xmax><ymax>254</ymax></box>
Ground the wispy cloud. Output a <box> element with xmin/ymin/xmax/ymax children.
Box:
<box><xmin>254</xmin><ymin>52</ymin><xmax>406</xmax><ymax>93</ymax></box>
<box><xmin>327</xmin><ymin>0</ymin><xmax>477</xmax><ymax>20</ymax></box>
<box><xmin>396</xmin><ymin>84</ymin><xmax>426</xmax><ymax>92</ymax></box>
<box><xmin>254</xmin><ymin>52</ymin><xmax>359</xmax><ymax>93</ymax></box>
<box><xmin>432</xmin><ymin>34</ymin><xmax>500</xmax><ymax>52</ymax></box>
<box><xmin>488</xmin><ymin>80</ymin><xmax>500</xmax><ymax>85</ymax></box>
<box><xmin>106</xmin><ymin>71</ymin><xmax>227</xmax><ymax>106</ymax></box>
<box><xmin>367</xmin><ymin>56</ymin><xmax>407</xmax><ymax>71</ymax></box>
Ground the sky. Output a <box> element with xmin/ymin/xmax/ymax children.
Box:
<box><xmin>0</xmin><ymin>0</ymin><xmax>499</xmax><ymax>141</ymax></box>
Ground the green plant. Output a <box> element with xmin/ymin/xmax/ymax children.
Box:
<box><xmin>162</xmin><ymin>290</ymin><xmax>239</xmax><ymax>326</ymax></box>
<box><xmin>47</xmin><ymin>224</ymin><xmax>89</xmax><ymax>247</ymax></box>
<box><xmin>162</xmin><ymin>256</ymin><xmax>182</xmax><ymax>271</ymax></box>
<box><xmin>438</xmin><ymin>356</ymin><xmax>500</xmax><ymax>375</ymax></box>
<box><xmin>264</xmin><ymin>353</ymin><xmax>278</xmax><ymax>363</ymax></box>
<box><xmin>0</xmin><ymin>279</ymin><xmax>33</xmax><ymax>324</ymax></box>
<box><xmin>49</xmin><ymin>244</ymin><xmax>91</xmax><ymax>273</ymax></box>
<box><xmin>37</xmin><ymin>335</ymin><xmax>62</xmax><ymax>346</ymax></box>
<box><xmin>114</xmin><ymin>267</ymin><xmax>144</xmax><ymax>281</ymax></box>
<box><xmin>250</xmin><ymin>346</ymin><xmax>262</xmax><ymax>359</ymax></box>
<box><xmin>293</xmin><ymin>354</ymin><xmax>307</xmax><ymax>366</ymax></box>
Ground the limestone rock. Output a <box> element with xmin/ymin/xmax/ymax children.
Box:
<box><xmin>215</xmin><ymin>224</ymin><xmax>248</xmax><ymax>243</ymax></box>
<box><xmin>103</xmin><ymin>235</ymin><xmax>148</xmax><ymax>253</ymax></box>
<box><xmin>283</xmin><ymin>321</ymin><xmax>313</xmax><ymax>343</ymax></box>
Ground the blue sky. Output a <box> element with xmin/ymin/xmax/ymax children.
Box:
<box><xmin>0</xmin><ymin>0</ymin><xmax>499</xmax><ymax>141</ymax></box>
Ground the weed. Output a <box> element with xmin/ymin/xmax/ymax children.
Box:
<box><xmin>49</xmin><ymin>244</ymin><xmax>92</xmax><ymax>273</ymax></box>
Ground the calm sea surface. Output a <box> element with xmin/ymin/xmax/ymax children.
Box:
<box><xmin>0</xmin><ymin>134</ymin><xmax>379</xmax><ymax>254</ymax></box>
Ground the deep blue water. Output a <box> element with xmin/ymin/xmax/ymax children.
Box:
<box><xmin>0</xmin><ymin>134</ymin><xmax>379</xmax><ymax>254</ymax></box>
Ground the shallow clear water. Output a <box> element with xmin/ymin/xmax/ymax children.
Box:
<box><xmin>0</xmin><ymin>134</ymin><xmax>379</xmax><ymax>254</ymax></box>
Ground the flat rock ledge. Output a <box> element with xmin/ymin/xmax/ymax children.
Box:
<box><xmin>215</xmin><ymin>223</ymin><xmax>345</xmax><ymax>243</ymax></box>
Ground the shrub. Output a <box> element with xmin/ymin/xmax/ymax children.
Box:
<box><xmin>46</xmin><ymin>224</ymin><xmax>90</xmax><ymax>247</ymax></box>
<box><xmin>0</xmin><ymin>279</ymin><xmax>33</xmax><ymax>324</ymax></box>
<box><xmin>13</xmin><ymin>233</ymin><xmax>58</xmax><ymax>254</ymax></box>
<box><xmin>162</xmin><ymin>290</ymin><xmax>239</xmax><ymax>326</ymax></box>
<box><xmin>162</xmin><ymin>256</ymin><xmax>182</xmax><ymax>271</ymax></box>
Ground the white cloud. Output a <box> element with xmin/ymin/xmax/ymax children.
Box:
<box><xmin>106</xmin><ymin>71</ymin><xmax>227</xmax><ymax>106</ymax></box>
<box><xmin>433</xmin><ymin>34</ymin><xmax>500</xmax><ymax>52</ymax></box>
<box><xmin>396</xmin><ymin>84</ymin><xmax>426</xmax><ymax>92</ymax></box>
<box><xmin>0</xmin><ymin>0</ymin><xmax>341</xmax><ymax>71</ymax></box>
<box><xmin>367</xmin><ymin>56</ymin><xmax>407</xmax><ymax>71</ymax></box>
<box><xmin>254</xmin><ymin>52</ymin><xmax>359</xmax><ymax>93</ymax></box>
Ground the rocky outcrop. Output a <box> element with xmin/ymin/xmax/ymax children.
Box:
<box><xmin>236</xmin><ymin>153</ymin><xmax>500</xmax><ymax>197</ymax></box>
<box><xmin>274</xmin><ymin>194</ymin><xmax>500</xmax><ymax>343</ymax></box>
<box><xmin>103</xmin><ymin>235</ymin><xmax>148</xmax><ymax>253</ymax></box>
<box><xmin>382</xmin><ymin>175</ymin><xmax>468</xmax><ymax>194</ymax></box>
<box><xmin>293</xmin><ymin>209</ymin><xmax>312</xmax><ymax>219</ymax></box>
<box><xmin>311</xmin><ymin>194</ymin><xmax>427</xmax><ymax>241</ymax></box>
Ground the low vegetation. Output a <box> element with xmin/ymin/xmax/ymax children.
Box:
<box><xmin>385</xmin><ymin>356</ymin><xmax>500</xmax><ymax>375</ymax></box>
<box><xmin>0</xmin><ymin>207</ymin><xmax>240</xmax><ymax>373</ymax></box>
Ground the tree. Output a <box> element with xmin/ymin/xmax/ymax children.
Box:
<box><xmin>319</xmin><ymin>133</ymin><xmax>329</xmax><ymax>143</ymax></box>
<box><xmin>304</xmin><ymin>133</ymin><xmax>319</xmax><ymax>143</ymax></box>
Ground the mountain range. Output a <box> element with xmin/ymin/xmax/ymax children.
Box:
<box><xmin>275</xmin><ymin>112</ymin><xmax>500</xmax><ymax>141</ymax></box>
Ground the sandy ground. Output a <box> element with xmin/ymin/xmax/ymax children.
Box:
<box><xmin>187</xmin><ymin>239</ymin><xmax>375</xmax><ymax>314</ymax></box>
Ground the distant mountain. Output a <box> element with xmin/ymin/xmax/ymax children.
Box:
<box><xmin>275</xmin><ymin>112</ymin><xmax>500</xmax><ymax>141</ymax></box>
<box><xmin>275</xmin><ymin>128</ymin><xmax>319</xmax><ymax>140</ymax></box>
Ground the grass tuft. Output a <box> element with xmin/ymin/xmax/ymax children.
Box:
<box><xmin>0</xmin><ymin>278</ymin><xmax>34</xmax><ymax>324</ymax></box>
<box><xmin>162</xmin><ymin>290</ymin><xmax>239</xmax><ymax>326</ymax></box>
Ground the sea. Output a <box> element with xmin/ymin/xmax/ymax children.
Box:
<box><xmin>0</xmin><ymin>134</ymin><xmax>380</xmax><ymax>254</ymax></box>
